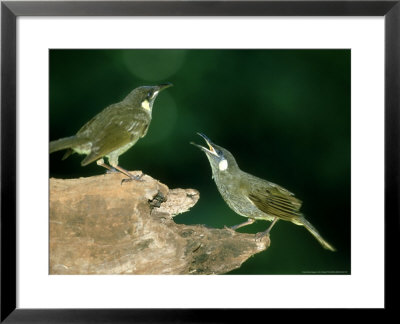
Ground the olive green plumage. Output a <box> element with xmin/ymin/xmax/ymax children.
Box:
<box><xmin>50</xmin><ymin>83</ymin><xmax>172</xmax><ymax>176</ymax></box>
<box><xmin>192</xmin><ymin>133</ymin><xmax>335</xmax><ymax>251</ymax></box>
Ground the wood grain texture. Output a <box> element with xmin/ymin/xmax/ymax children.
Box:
<box><xmin>49</xmin><ymin>172</ymin><xmax>269</xmax><ymax>275</ymax></box>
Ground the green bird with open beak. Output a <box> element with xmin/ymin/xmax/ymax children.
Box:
<box><xmin>191</xmin><ymin>133</ymin><xmax>335</xmax><ymax>251</ymax></box>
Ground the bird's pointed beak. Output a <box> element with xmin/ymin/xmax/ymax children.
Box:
<box><xmin>157</xmin><ymin>82</ymin><xmax>173</xmax><ymax>92</ymax></box>
<box><xmin>190</xmin><ymin>133</ymin><xmax>219</xmax><ymax>157</ymax></box>
<box><xmin>149</xmin><ymin>83</ymin><xmax>173</xmax><ymax>100</ymax></box>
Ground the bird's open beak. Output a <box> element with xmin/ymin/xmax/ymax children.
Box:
<box><xmin>190</xmin><ymin>133</ymin><xmax>218</xmax><ymax>157</ymax></box>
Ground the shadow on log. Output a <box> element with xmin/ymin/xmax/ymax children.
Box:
<box><xmin>50</xmin><ymin>172</ymin><xmax>270</xmax><ymax>275</ymax></box>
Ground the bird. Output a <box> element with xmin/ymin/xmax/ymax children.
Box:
<box><xmin>191</xmin><ymin>133</ymin><xmax>336</xmax><ymax>251</ymax></box>
<box><xmin>50</xmin><ymin>83</ymin><xmax>173</xmax><ymax>180</ymax></box>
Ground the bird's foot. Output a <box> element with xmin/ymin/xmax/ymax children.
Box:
<box><xmin>230</xmin><ymin>224</ymin><xmax>239</xmax><ymax>230</ymax></box>
<box><xmin>255</xmin><ymin>218</ymin><xmax>278</xmax><ymax>241</ymax></box>
<box><xmin>224</xmin><ymin>225</ymin><xmax>237</xmax><ymax>233</ymax></box>
<box><xmin>254</xmin><ymin>230</ymin><xmax>270</xmax><ymax>241</ymax></box>
<box><xmin>121</xmin><ymin>173</ymin><xmax>144</xmax><ymax>185</ymax></box>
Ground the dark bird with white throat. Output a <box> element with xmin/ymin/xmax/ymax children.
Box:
<box><xmin>50</xmin><ymin>83</ymin><xmax>173</xmax><ymax>181</ymax></box>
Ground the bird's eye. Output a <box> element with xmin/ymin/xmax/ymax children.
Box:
<box><xmin>147</xmin><ymin>91</ymin><xmax>153</xmax><ymax>99</ymax></box>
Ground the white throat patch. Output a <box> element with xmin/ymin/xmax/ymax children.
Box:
<box><xmin>141</xmin><ymin>99</ymin><xmax>151</xmax><ymax>110</ymax></box>
<box><xmin>151</xmin><ymin>91</ymin><xmax>159</xmax><ymax>99</ymax></box>
<box><xmin>218</xmin><ymin>159</ymin><xmax>228</xmax><ymax>171</ymax></box>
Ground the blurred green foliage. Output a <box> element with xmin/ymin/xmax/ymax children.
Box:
<box><xmin>50</xmin><ymin>49</ymin><xmax>350</xmax><ymax>274</ymax></box>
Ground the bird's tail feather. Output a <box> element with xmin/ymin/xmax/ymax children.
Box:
<box><xmin>49</xmin><ymin>136</ymin><xmax>87</xmax><ymax>154</ymax></box>
<box><xmin>299</xmin><ymin>217</ymin><xmax>336</xmax><ymax>252</ymax></box>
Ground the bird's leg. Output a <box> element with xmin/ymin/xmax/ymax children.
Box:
<box><xmin>106</xmin><ymin>157</ymin><xmax>144</xmax><ymax>184</ymax></box>
<box><xmin>230</xmin><ymin>218</ymin><xmax>255</xmax><ymax>230</ymax></box>
<box><xmin>113</xmin><ymin>165</ymin><xmax>144</xmax><ymax>184</ymax></box>
<box><xmin>96</xmin><ymin>159</ymin><xmax>117</xmax><ymax>173</ymax></box>
<box><xmin>255</xmin><ymin>217</ymin><xmax>279</xmax><ymax>240</ymax></box>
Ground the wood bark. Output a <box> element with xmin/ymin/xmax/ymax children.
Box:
<box><xmin>50</xmin><ymin>172</ymin><xmax>270</xmax><ymax>274</ymax></box>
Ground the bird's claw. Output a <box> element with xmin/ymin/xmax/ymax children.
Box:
<box><xmin>223</xmin><ymin>225</ymin><xmax>236</xmax><ymax>233</ymax></box>
<box><xmin>121</xmin><ymin>174</ymin><xmax>144</xmax><ymax>185</ymax></box>
<box><xmin>255</xmin><ymin>231</ymin><xmax>270</xmax><ymax>241</ymax></box>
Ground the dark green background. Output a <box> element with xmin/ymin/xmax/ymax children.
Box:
<box><xmin>50</xmin><ymin>49</ymin><xmax>350</xmax><ymax>274</ymax></box>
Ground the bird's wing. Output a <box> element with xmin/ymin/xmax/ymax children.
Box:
<box><xmin>140</xmin><ymin>123</ymin><xmax>150</xmax><ymax>138</ymax></box>
<box><xmin>80</xmin><ymin>107</ymin><xmax>149</xmax><ymax>166</ymax></box>
<box><xmin>76</xmin><ymin>103</ymin><xmax>123</xmax><ymax>136</ymax></box>
<box><xmin>245</xmin><ymin>176</ymin><xmax>303</xmax><ymax>221</ymax></box>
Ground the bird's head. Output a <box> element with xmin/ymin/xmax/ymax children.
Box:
<box><xmin>191</xmin><ymin>133</ymin><xmax>238</xmax><ymax>175</ymax></box>
<box><xmin>124</xmin><ymin>83</ymin><xmax>173</xmax><ymax>112</ymax></box>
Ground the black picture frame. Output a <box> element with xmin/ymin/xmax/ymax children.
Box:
<box><xmin>1</xmin><ymin>0</ymin><xmax>398</xmax><ymax>321</ymax></box>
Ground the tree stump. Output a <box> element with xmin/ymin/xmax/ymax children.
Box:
<box><xmin>50</xmin><ymin>172</ymin><xmax>270</xmax><ymax>274</ymax></box>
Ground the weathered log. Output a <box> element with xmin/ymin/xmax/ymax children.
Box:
<box><xmin>50</xmin><ymin>172</ymin><xmax>270</xmax><ymax>274</ymax></box>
